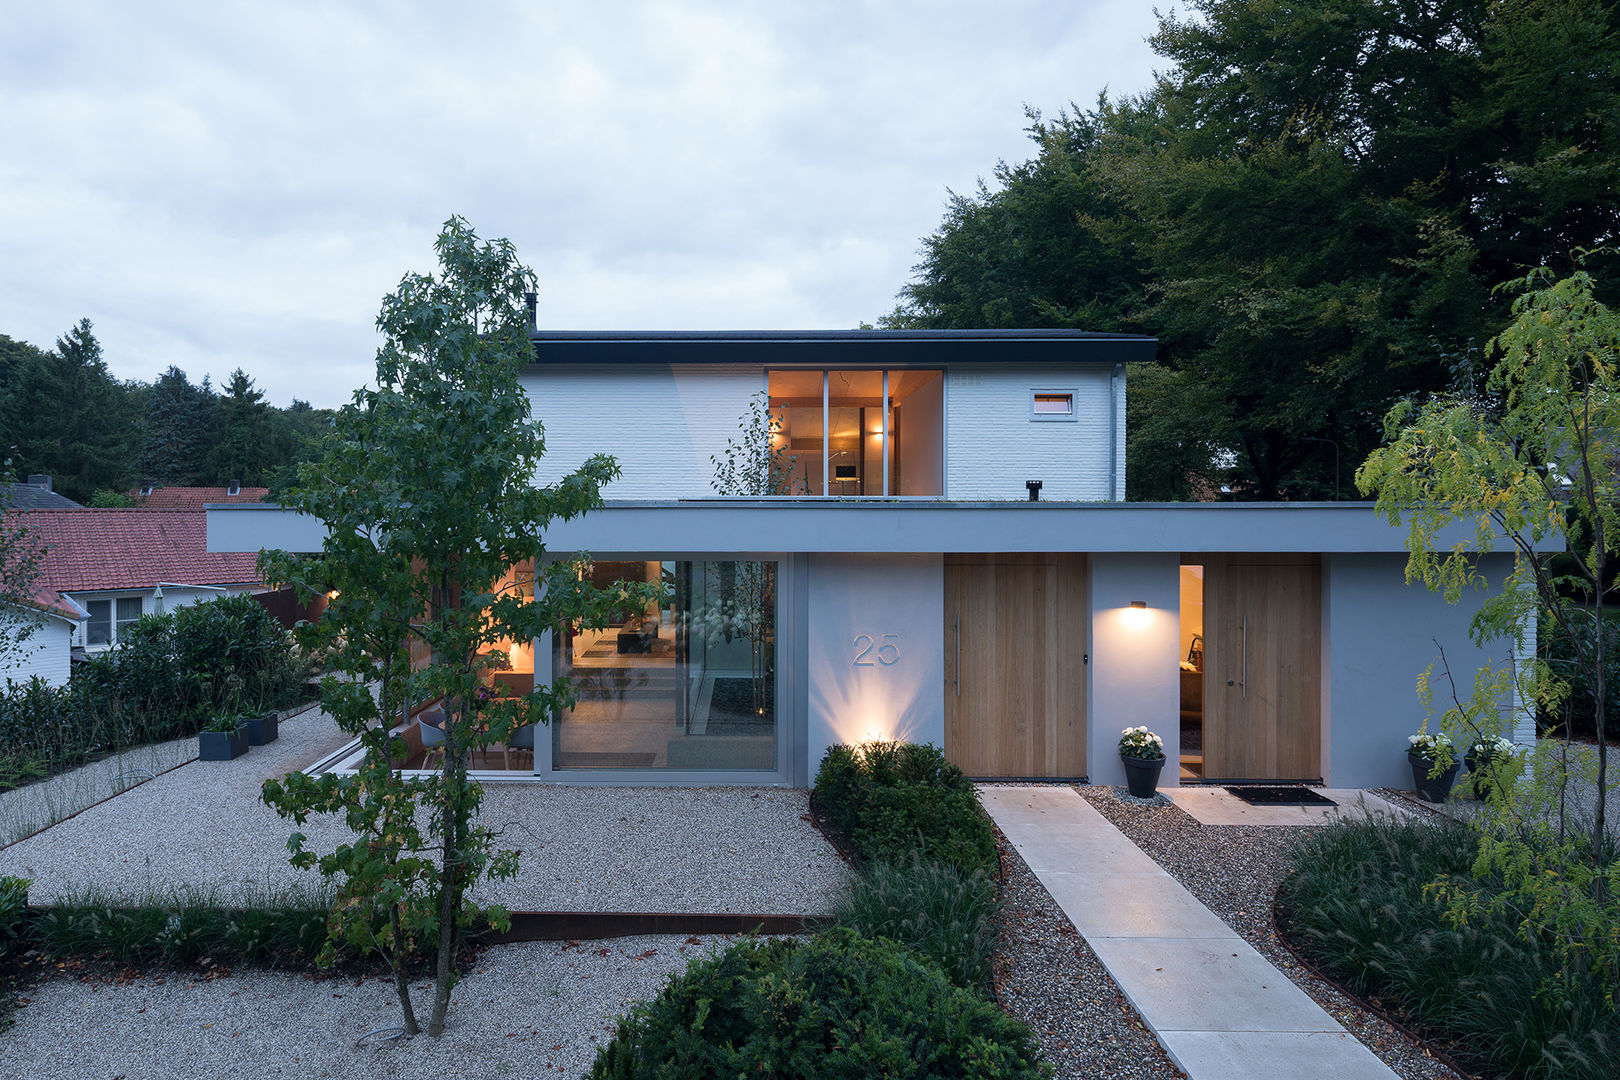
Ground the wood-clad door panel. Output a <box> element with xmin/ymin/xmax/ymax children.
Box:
<box><xmin>1203</xmin><ymin>554</ymin><xmax>1321</xmax><ymax>781</ymax></box>
<box><xmin>944</xmin><ymin>554</ymin><xmax>1086</xmax><ymax>778</ymax></box>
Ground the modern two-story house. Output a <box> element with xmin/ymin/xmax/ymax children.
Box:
<box><xmin>209</xmin><ymin>329</ymin><xmax>1538</xmax><ymax>790</ymax></box>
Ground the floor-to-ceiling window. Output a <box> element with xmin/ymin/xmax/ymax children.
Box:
<box><xmin>552</xmin><ymin>559</ymin><xmax>778</xmax><ymax>771</ymax></box>
<box><xmin>766</xmin><ymin>369</ymin><xmax>943</xmax><ymax>496</ymax></box>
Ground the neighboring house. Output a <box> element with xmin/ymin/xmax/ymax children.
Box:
<box><xmin>13</xmin><ymin>509</ymin><xmax>264</xmax><ymax>653</ymax></box>
<box><xmin>208</xmin><ymin>329</ymin><xmax>1545</xmax><ymax>789</ymax></box>
<box><xmin>2</xmin><ymin>475</ymin><xmax>83</xmax><ymax>509</ymax></box>
<box><xmin>128</xmin><ymin>485</ymin><xmax>269</xmax><ymax>508</ymax></box>
<box><xmin>1</xmin><ymin>590</ymin><xmax>82</xmax><ymax>688</ymax></box>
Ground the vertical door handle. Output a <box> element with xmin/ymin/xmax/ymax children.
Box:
<box><xmin>954</xmin><ymin>614</ymin><xmax>960</xmax><ymax>697</ymax></box>
<box><xmin>1242</xmin><ymin>614</ymin><xmax>1248</xmax><ymax>699</ymax></box>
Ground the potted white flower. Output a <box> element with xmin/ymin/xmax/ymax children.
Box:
<box><xmin>1118</xmin><ymin>726</ymin><xmax>1166</xmax><ymax>797</ymax></box>
<box><xmin>1406</xmin><ymin>730</ymin><xmax>1458</xmax><ymax>802</ymax></box>
<box><xmin>1464</xmin><ymin>735</ymin><xmax>1515</xmax><ymax>800</ymax></box>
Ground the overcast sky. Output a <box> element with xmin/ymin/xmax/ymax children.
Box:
<box><xmin>1</xmin><ymin>1</ymin><xmax>1163</xmax><ymax>409</ymax></box>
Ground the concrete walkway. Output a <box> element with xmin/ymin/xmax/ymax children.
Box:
<box><xmin>981</xmin><ymin>785</ymin><xmax>1399</xmax><ymax>1080</ymax></box>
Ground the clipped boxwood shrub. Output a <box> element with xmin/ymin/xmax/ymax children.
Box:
<box><xmin>813</xmin><ymin>741</ymin><xmax>997</xmax><ymax>877</ymax></box>
<box><xmin>590</xmin><ymin>929</ymin><xmax>1049</xmax><ymax>1079</ymax></box>
<box><xmin>833</xmin><ymin>853</ymin><xmax>999</xmax><ymax>989</ymax></box>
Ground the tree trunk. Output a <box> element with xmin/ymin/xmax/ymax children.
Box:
<box><xmin>1592</xmin><ymin>546</ymin><xmax>1608</xmax><ymax>882</ymax></box>
<box><xmin>391</xmin><ymin>903</ymin><xmax>421</xmax><ymax>1036</ymax></box>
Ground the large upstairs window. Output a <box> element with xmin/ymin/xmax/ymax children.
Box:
<box><xmin>766</xmin><ymin>369</ymin><xmax>943</xmax><ymax>496</ymax></box>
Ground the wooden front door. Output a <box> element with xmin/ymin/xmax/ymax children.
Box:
<box><xmin>944</xmin><ymin>554</ymin><xmax>1086</xmax><ymax>778</ymax></box>
<box><xmin>1203</xmin><ymin>554</ymin><xmax>1322</xmax><ymax>781</ymax></box>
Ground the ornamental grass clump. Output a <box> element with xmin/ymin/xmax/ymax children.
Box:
<box><xmin>1278</xmin><ymin>816</ymin><xmax>1620</xmax><ymax>1080</ymax></box>
<box><xmin>1117</xmin><ymin>726</ymin><xmax>1164</xmax><ymax>760</ymax></box>
<box><xmin>832</xmin><ymin>852</ymin><xmax>1000</xmax><ymax>990</ymax></box>
<box><xmin>812</xmin><ymin>741</ymin><xmax>996</xmax><ymax>877</ymax></box>
<box><xmin>589</xmin><ymin>929</ymin><xmax>1049</xmax><ymax>1079</ymax></box>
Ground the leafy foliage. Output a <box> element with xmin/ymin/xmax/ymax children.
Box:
<box><xmin>259</xmin><ymin>216</ymin><xmax>629</xmax><ymax>1038</ymax></box>
<box><xmin>0</xmin><ymin>594</ymin><xmax>303</xmax><ymax>784</ymax></box>
<box><xmin>0</xmin><ymin>474</ymin><xmax>47</xmax><ymax>673</ymax></box>
<box><xmin>1359</xmin><ymin>266</ymin><xmax>1619</xmax><ymax>1001</ymax></box>
<box><xmin>812</xmin><ymin>741</ymin><xmax>997</xmax><ymax>878</ymax></box>
<box><xmin>832</xmin><ymin>853</ymin><xmax>1000</xmax><ymax>990</ymax></box>
<box><xmin>589</xmin><ymin>929</ymin><xmax>1049</xmax><ymax>1080</ymax></box>
<box><xmin>1279</xmin><ymin>817</ymin><xmax>1619</xmax><ymax>1080</ymax></box>
<box><xmin>710</xmin><ymin>389</ymin><xmax>803</xmax><ymax>496</ymax></box>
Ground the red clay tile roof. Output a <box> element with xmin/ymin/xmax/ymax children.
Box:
<box><xmin>127</xmin><ymin>486</ymin><xmax>269</xmax><ymax>509</ymax></box>
<box><xmin>6</xmin><ymin>509</ymin><xmax>263</xmax><ymax>594</ymax></box>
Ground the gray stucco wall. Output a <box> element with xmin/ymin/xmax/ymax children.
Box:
<box><xmin>804</xmin><ymin>553</ymin><xmax>944</xmax><ymax>777</ymax></box>
<box><xmin>1324</xmin><ymin>552</ymin><xmax>1521</xmax><ymax>788</ymax></box>
<box><xmin>1087</xmin><ymin>553</ymin><xmax>1182</xmax><ymax>788</ymax></box>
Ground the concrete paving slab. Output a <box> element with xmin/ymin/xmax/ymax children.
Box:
<box><xmin>1000</xmin><ymin>823</ymin><xmax>1165</xmax><ymax>874</ymax></box>
<box><xmin>1157</xmin><ymin>1030</ymin><xmax>1398</xmax><ymax>1080</ymax></box>
<box><xmin>1087</xmin><ymin>935</ymin><xmax>1345</xmax><ymax>1034</ymax></box>
<box><xmin>1041</xmin><ymin>870</ymin><xmax>1237</xmax><ymax>940</ymax></box>
<box><xmin>1165</xmin><ymin>787</ymin><xmax>1412</xmax><ymax>826</ymax></box>
<box><xmin>978</xmin><ymin>784</ymin><xmax>1104</xmax><ymax>825</ymax></box>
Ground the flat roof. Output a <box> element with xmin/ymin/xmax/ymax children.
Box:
<box><xmin>527</xmin><ymin>328</ymin><xmax>1157</xmax><ymax>366</ymax></box>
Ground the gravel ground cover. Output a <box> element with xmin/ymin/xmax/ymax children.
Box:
<box><xmin>0</xmin><ymin>932</ymin><xmax>732</xmax><ymax>1079</ymax></box>
<box><xmin>991</xmin><ymin>834</ymin><xmax>1185</xmax><ymax>1080</ymax></box>
<box><xmin>1074</xmin><ymin>785</ymin><xmax>1463</xmax><ymax>1080</ymax></box>
<box><xmin>0</xmin><ymin>708</ymin><xmax>846</xmax><ymax>915</ymax></box>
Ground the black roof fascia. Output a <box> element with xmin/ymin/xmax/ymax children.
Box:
<box><xmin>526</xmin><ymin>329</ymin><xmax>1156</xmax><ymax>366</ymax></box>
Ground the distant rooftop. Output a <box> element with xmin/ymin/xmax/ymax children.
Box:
<box><xmin>527</xmin><ymin>328</ymin><xmax>1157</xmax><ymax>366</ymax></box>
<box><xmin>129</xmin><ymin>485</ymin><xmax>269</xmax><ymax>509</ymax></box>
<box><xmin>3</xmin><ymin>475</ymin><xmax>83</xmax><ymax>510</ymax></box>
<box><xmin>9</xmin><ymin>508</ymin><xmax>263</xmax><ymax>593</ymax></box>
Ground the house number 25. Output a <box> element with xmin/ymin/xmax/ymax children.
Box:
<box><xmin>852</xmin><ymin>633</ymin><xmax>900</xmax><ymax>666</ymax></box>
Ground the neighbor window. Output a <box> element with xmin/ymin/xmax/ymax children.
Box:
<box><xmin>86</xmin><ymin>596</ymin><xmax>143</xmax><ymax>646</ymax></box>
<box><xmin>766</xmin><ymin>369</ymin><xmax>944</xmax><ymax>495</ymax></box>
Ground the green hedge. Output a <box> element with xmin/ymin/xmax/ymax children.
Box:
<box><xmin>589</xmin><ymin>929</ymin><xmax>1048</xmax><ymax>1079</ymax></box>
<box><xmin>812</xmin><ymin>741</ymin><xmax>997</xmax><ymax>878</ymax></box>
<box><xmin>831</xmin><ymin>853</ymin><xmax>1000</xmax><ymax>990</ymax></box>
<box><xmin>1278</xmin><ymin>817</ymin><xmax>1619</xmax><ymax>1080</ymax></box>
<box><xmin>0</xmin><ymin>595</ymin><xmax>306</xmax><ymax>785</ymax></box>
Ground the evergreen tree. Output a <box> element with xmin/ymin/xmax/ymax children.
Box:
<box><xmin>204</xmin><ymin>369</ymin><xmax>276</xmax><ymax>486</ymax></box>
<box><xmin>140</xmin><ymin>367</ymin><xmax>217</xmax><ymax>486</ymax></box>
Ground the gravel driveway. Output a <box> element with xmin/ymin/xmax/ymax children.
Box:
<box><xmin>0</xmin><ymin>707</ymin><xmax>847</xmax><ymax>916</ymax></box>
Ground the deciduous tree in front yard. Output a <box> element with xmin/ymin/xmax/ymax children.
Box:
<box><xmin>261</xmin><ymin>217</ymin><xmax>626</xmax><ymax>1037</ymax></box>
<box><xmin>1358</xmin><ymin>265</ymin><xmax>1619</xmax><ymax>996</ymax></box>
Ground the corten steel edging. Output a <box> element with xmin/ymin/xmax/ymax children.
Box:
<box><xmin>473</xmin><ymin>911</ymin><xmax>824</xmax><ymax>944</ymax></box>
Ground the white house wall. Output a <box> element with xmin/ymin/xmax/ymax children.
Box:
<box><xmin>946</xmin><ymin>365</ymin><xmax>1122</xmax><ymax>501</ymax></box>
<box><xmin>1087</xmin><ymin>553</ymin><xmax>1181</xmax><ymax>788</ymax></box>
<box><xmin>521</xmin><ymin>364</ymin><xmax>761</xmax><ymax>499</ymax></box>
<box><xmin>805</xmin><ymin>554</ymin><xmax>944</xmax><ymax>775</ymax></box>
<box><xmin>2</xmin><ymin>615</ymin><xmax>74</xmax><ymax>688</ymax></box>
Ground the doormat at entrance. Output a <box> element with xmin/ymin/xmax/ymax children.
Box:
<box><xmin>1224</xmin><ymin>785</ymin><xmax>1336</xmax><ymax>806</ymax></box>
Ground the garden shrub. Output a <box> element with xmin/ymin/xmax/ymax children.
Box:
<box><xmin>833</xmin><ymin>853</ymin><xmax>999</xmax><ymax>989</ymax></box>
<box><xmin>589</xmin><ymin>929</ymin><xmax>1049</xmax><ymax>1079</ymax></box>
<box><xmin>0</xmin><ymin>595</ymin><xmax>307</xmax><ymax>785</ymax></box>
<box><xmin>0</xmin><ymin>876</ymin><xmax>28</xmax><ymax>947</ymax></box>
<box><xmin>813</xmin><ymin>741</ymin><xmax>997</xmax><ymax>877</ymax></box>
<box><xmin>1278</xmin><ymin>816</ymin><xmax>1620</xmax><ymax>1080</ymax></box>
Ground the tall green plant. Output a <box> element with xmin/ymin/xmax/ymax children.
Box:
<box><xmin>260</xmin><ymin>216</ymin><xmax>628</xmax><ymax>1038</ymax></box>
<box><xmin>0</xmin><ymin>467</ymin><xmax>47</xmax><ymax>675</ymax></box>
<box><xmin>1358</xmin><ymin>265</ymin><xmax>1620</xmax><ymax>997</ymax></box>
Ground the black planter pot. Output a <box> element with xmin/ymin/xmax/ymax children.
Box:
<box><xmin>199</xmin><ymin>725</ymin><xmax>249</xmax><ymax>761</ymax></box>
<box><xmin>1122</xmin><ymin>755</ymin><xmax>1166</xmax><ymax>798</ymax></box>
<box><xmin>1464</xmin><ymin>751</ymin><xmax>1512</xmax><ymax>800</ymax></box>
<box><xmin>1408</xmin><ymin>752</ymin><xmax>1459</xmax><ymax>803</ymax></box>
<box><xmin>245</xmin><ymin>711</ymin><xmax>279</xmax><ymax>746</ymax></box>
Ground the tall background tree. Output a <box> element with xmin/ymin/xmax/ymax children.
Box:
<box><xmin>886</xmin><ymin>0</ymin><xmax>1620</xmax><ymax>499</ymax></box>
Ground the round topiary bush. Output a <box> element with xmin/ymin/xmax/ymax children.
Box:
<box><xmin>590</xmin><ymin>929</ymin><xmax>1049</xmax><ymax>1079</ymax></box>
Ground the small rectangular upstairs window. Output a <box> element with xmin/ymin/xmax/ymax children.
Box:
<box><xmin>1030</xmin><ymin>390</ymin><xmax>1077</xmax><ymax>421</ymax></box>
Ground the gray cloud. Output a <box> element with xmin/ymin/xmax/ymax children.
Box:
<box><xmin>0</xmin><ymin>0</ymin><xmax>1160</xmax><ymax>408</ymax></box>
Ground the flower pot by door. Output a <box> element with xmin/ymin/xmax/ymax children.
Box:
<box><xmin>1122</xmin><ymin>755</ymin><xmax>1165</xmax><ymax>798</ymax></box>
<box><xmin>1408</xmin><ymin>752</ymin><xmax>1459</xmax><ymax>802</ymax></box>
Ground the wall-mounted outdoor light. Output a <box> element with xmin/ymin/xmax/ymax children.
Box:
<box><xmin>1130</xmin><ymin>601</ymin><xmax>1147</xmax><ymax>609</ymax></box>
<box><xmin>1026</xmin><ymin>479</ymin><xmax>1043</xmax><ymax>501</ymax></box>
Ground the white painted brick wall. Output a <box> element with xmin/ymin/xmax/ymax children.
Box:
<box><xmin>946</xmin><ymin>365</ymin><xmax>1123</xmax><ymax>501</ymax></box>
<box><xmin>523</xmin><ymin>365</ymin><xmax>764</xmax><ymax>499</ymax></box>
<box><xmin>2</xmin><ymin>617</ymin><xmax>74</xmax><ymax>688</ymax></box>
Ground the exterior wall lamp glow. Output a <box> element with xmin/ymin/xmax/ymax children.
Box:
<box><xmin>1130</xmin><ymin>601</ymin><xmax>1147</xmax><ymax>609</ymax></box>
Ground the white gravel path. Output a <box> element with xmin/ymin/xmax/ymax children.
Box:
<box><xmin>0</xmin><ymin>933</ymin><xmax>731</xmax><ymax>1079</ymax></box>
<box><xmin>0</xmin><ymin>707</ymin><xmax>847</xmax><ymax>915</ymax></box>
